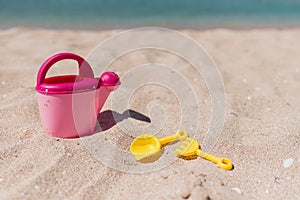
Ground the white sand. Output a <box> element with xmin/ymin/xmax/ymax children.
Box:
<box><xmin>0</xmin><ymin>28</ymin><xmax>299</xmax><ymax>199</ymax></box>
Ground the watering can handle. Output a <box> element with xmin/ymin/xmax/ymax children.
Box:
<box><xmin>36</xmin><ymin>52</ymin><xmax>94</xmax><ymax>86</ymax></box>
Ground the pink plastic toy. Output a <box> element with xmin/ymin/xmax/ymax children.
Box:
<box><xmin>36</xmin><ymin>52</ymin><xmax>120</xmax><ymax>138</ymax></box>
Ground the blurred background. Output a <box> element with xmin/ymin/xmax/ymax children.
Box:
<box><xmin>1</xmin><ymin>0</ymin><xmax>300</xmax><ymax>29</ymax></box>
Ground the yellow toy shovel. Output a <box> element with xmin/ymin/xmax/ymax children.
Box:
<box><xmin>130</xmin><ymin>130</ymin><xmax>188</xmax><ymax>161</ymax></box>
<box><xmin>175</xmin><ymin>137</ymin><xmax>233</xmax><ymax>170</ymax></box>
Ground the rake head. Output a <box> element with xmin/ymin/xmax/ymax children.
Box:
<box><xmin>174</xmin><ymin>137</ymin><xmax>199</xmax><ymax>157</ymax></box>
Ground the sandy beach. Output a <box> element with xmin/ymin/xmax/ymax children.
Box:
<box><xmin>0</xmin><ymin>28</ymin><xmax>299</xmax><ymax>199</ymax></box>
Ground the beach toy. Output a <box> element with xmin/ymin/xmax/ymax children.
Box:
<box><xmin>175</xmin><ymin>137</ymin><xmax>233</xmax><ymax>170</ymax></box>
<box><xmin>130</xmin><ymin>130</ymin><xmax>188</xmax><ymax>161</ymax></box>
<box><xmin>36</xmin><ymin>52</ymin><xmax>120</xmax><ymax>138</ymax></box>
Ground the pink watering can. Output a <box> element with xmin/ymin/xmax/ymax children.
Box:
<box><xmin>36</xmin><ymin>52</ymin><xmax>120</xmax><ymax>138</ymax></box>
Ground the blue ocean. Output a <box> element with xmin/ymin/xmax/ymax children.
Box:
<box><xmin>1</xmin><ymin>0</ymin><xmax>300</xmax><ymax>29</ymax></box>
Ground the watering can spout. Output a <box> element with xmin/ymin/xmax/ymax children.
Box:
<box><xmin>96</xmin><ymin>72</ymin><xmax>121</xmax><ymax>114</ymax></box>
<box><xmin>99</xmin><ymin>71</ymin><xmax>120</xmax><ymax>90</ymax></box>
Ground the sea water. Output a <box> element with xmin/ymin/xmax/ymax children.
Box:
<box><xmin>1</xmin><ymin>0</ymin><xmax>300</xmax><ymax>29</ymax></box>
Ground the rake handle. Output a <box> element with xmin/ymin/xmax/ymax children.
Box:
<box><xmin>197</xmin><ymin>149</ymin><xmax>233</xmax><ymax>170</ymax></box>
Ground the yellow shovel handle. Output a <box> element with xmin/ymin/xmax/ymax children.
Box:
<box><xmin>159</xmin><ymin>130</ymin><xmax>188</xmax><ymax>146</ymax></box>
<box><xmin>196</xmin><ymin>149</ymin><xmax>233</xmax><ymax>170</ymax></box>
